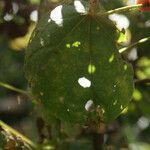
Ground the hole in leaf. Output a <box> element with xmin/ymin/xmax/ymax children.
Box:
<box><xmin>128</xmin><ymin>48</ymin><xmax>138</xmax><ymax>61</ymax></box>
<box><xmin>109</xmin><ymin>14</ymin><xmax>130</xmax><ymax>30</ymax></box>
<box><xmin>85</xmin><ymin>100</ymin><xmax>94</xmax><ymax>112</ymax></box>
<box><xmin>50</xmin><ymin>5</ymin><xmax>63</xmax><ymax>26</ymax></box>
<box><xmin>74</xmin><ymin>0</ymin><xmax>86</xmax><ymax>13</ymax></box>
<box><xmin>30</xmin><ymin>10</ymin><xmax>38</xmax><ymax>22</ymax></box>
<box><xmin>78</xmin><ymin>77</ymin><xmax>91</xmax><ymax>88</ymax></box>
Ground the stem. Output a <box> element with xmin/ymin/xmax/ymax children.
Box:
<box><xmin>0</xmin><ymin>120</ymin><xmax>37</xmax><ymax>149</ymax></box>
<box><xmin>0</xmin><ymin>81</ymin><xmax>29</xmax><ymax>96</ymax></box>
<box><xmin>89</xmin><ymin>0</ymin><xmax>100</xmax><ymax>15</ymax></box>
<box><xmin>98</xmin><ymin>4</ymin><xmax>143</xmax><ymax>16</ymax></box>
<box><xmin>135</xmin><ymin>78</ymin><xmax>150</xmax><ymax>85</ymax></box>
<box><xmin>119</xmin><ymin>37</ymin><xmax>150</xmax><ymax>53</ymax></box>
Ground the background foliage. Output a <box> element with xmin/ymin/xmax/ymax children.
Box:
<box><xmin>0</xmin><ymin>0</ymin><xmax>150</xmax><ymax>150</ymax></box>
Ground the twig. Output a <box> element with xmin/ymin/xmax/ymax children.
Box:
<box><xmin>98</xmin><ymin>4</ymin><xmax>143</xmax><ymax>16</ymax></box>
<box><xmin>135</xmin><ymin>78</ymin><xmax>150</xmax><ymax>85</ymax></box>
<box><xmin>119</xmin><ymin>37</ymin><xmax>150</xmax><ymax>53</ymax></box>
<box><xmin>0</xmin><ymin>120</ymin><xmax>37</xmax><ymax>149</ymax></box>
<box><xmin>0</xmin><ymin>81</ymin><xmax>29</xmax><ymax>97</ymax></box>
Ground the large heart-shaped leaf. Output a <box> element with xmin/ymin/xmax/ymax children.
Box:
<box><xmin>25</xmin><ymin>1</ymin><xmax>134</xmax><ymax>123</ymax></box>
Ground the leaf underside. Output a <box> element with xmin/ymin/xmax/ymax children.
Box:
<box><xmin>25</xmin><ymin>2</ymin><xmax>134</xmax><ymax>123</ymax></box>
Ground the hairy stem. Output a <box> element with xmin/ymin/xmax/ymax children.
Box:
<box><xmin>98</xmin><ymin>4</ymin><xmax>143</xmax><ymax>16</ymax></box>
<box><xmin>119</xmin><ymin>37</ymin><xmax>150</xmax><ymax>53</ymax></box>
<box><xmin>0</xmin><ymin>81</ymin><xmax>29</xmax><ymax>96</ymax></box>
<box><xmin>0</xmin><ymin>120</ymin><xmax>37</xmax><ymax>149</ymax></box>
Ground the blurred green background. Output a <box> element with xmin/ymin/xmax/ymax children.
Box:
<box><xmin>0</xmin><ymin>0</ymin><xmax>150</xmax><ymax>150</ymax></box>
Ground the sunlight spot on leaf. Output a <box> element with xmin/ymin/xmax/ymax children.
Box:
<box><xmin>133</xmin><ymin>89</ymin><xmax>142</xmax><ymax>101</ymax></box>
<box><xmin>40</xmin><ymin>38</ymin><xmax>44</xmax><ymax>46</ymax></box>
<box><xmin>117</xmin><ymin>31</ymin><xmax>127</xmax><ymax>43</ymax></box>
<box><xmin>113</xmin><ymin>85</ymin><xmax>116</xmax><ymax>92</ymax></box>
<box><xmin>78</xmin><ymin>77</ymin><xmax>91</xmax><ymax>88</ymax></box>
<box><xmin>96</xmin><ymin>26</ymin><xmax>100</xmax><ymax>30</ymax></box>
<box><xmin>102</xmin><ymin>108</ymin><xmax>105</xmax><ymax>114</ymax></box>
<box><xmin>59</xmin><ymin>96</ymin><xmax>64</xmax><ymax>103</ymax></box>
<box><xmin>74</xmin><ymin>0</ymin><xmax>86</xmax><ymax>13</ymax></box>
<box><xmin>124</xmin><ymin>64</ymin><xmax>128</xmax><ymax>70</ymax></box>
<box><xmin>67</xmin><ymin>108</ymin><xmax>70</xmax><ymax>112</ymax></box>
<box><xmin>85</xmin><ymin>100</ymin><xmax>94</xmax><ymax>112</ymax></box>
<box><xmin>114</xmin><ymin>84</ymin><xmax>116</xmax><ymax>88</ymax></box>
<box><xmin>66</xmin><ymin>43</ymin><xmax>71</xmax><ymax>48</ymax></box>
<box><xmin>108</xmin><ymin>54</ymin><xmax>114</xmax><ymax>63</ymax></box>
<box><xmin>72</xmin><ymin>41</ymin><xmax>81</xmax><ymax>47</ymax></box>
<box><xmin>40</xmin><ymin>92</ymin><xmax>44</xmax><ymax>96</ymax></box>
<box><xmin>43</xmin><ymin>145</ymin><xmax>54</xmax><ymax>150</ymax></box>
<box><xmin>50</xmin><ymin>5</ymin><xmax>63</xmax><ymax>26</ymax></box>
<box><xmin>121</xmin><ymin>107</ymin><xmax>128</xmax><ymax>114</ymax></box>
<box><xmin>88</xmin><ymin>64</ymin><xmax>96</xmax><ymax>74</ymax></box>
<box><xmin>120</xmin><ymin>105</ymin><xmax>123</xmax><ymax>110</ymax></box>
<box><xmin>113</xmin><ymin>100</ymin><xmax>117</xmax><ymax>105</ymax></box>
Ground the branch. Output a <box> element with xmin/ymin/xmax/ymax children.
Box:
<box><xmin>0</xmin><ymin>120</ymin><xmax>37</xmax><ymax>149</ymax></box>
<box><xmin>98</xmin><ymin>4</ymin><xmax>143</xmax><ymax>16</ymax></box>
<box><xmin>135</xmin><ymin>78</ymin><xmax>150</xmax><ymax>85</ymax></box>
<box><xmin>0</xmin><ymin>81</ymin><xmax>29</xmax><ymax>97</ymax></box>
<box><xmin>119</xmin><ymin>37</ymin><xmax>150</xmax><ymax>53</ymax></box>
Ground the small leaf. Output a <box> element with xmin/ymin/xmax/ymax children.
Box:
<box><xmin>25</xmin><ymin>1</ymin><xmax>134</xmax><ymax>123</ymax></box>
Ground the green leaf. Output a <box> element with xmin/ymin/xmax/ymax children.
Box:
<box><xmin>25</xmin><ymin>1</ymin><xmax>134</xmax><ymax>123</ymax></box>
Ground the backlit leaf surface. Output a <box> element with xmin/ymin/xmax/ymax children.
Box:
<box><xmin>25</xmin><ymin>1</ymin><xmax>134</xmax><ymax>123</ymax></box>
